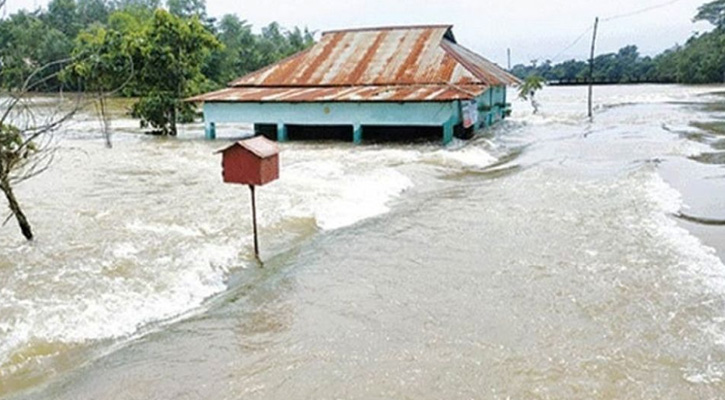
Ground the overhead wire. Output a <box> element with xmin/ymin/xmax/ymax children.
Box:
<box><xmin>550</xmin><ymin>25</ymin><xmax>595</xmax><ymax>62</ymax></box>
<box><xmin>601</xmin><ymin>0</ymin><xmax>686</xmax><ymax>22</ymax></box>
<box><xmin>536</xmin><ymin>0</ymin><xmax>689</xmax><ymax>64</ymax></box>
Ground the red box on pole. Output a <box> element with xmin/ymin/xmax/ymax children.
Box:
<box><xmin>216</xmin><ymin>136</ymin><xmax>280</xmax><ymax>186</ymax></box>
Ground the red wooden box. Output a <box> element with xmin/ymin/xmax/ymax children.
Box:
<box><xmin>217</xmin><ymin>136</ymin><xmax>279</xmax><ymax>186</ymax></box>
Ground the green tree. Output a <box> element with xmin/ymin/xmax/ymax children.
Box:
<box><xmin>674</xmin><ymin>32</ymin><xmax>725</xmax><ymax>83</ymax></box>
<box><xmin>167</xmin><ymin>0</ymin><xmax>206</xmax><ymax>19</ymax></box>
<box><xmin>109</xmin><ymin>0</ymin><xmax>161</xmax><ymax>11</ymax></box>
<box><xmin>129</xmin><ymin>9</ymin><xmax>220</xmax><ymax>135</ymax></box>
<box><xmin>203</xmin><ymin>14</ymin><xmax>257</xmax><ymax>85</ymax></box>
<box><xmin>518</xmin><ymin>75</ymin><xmax>544</xmax><ymax>114</ymax></box>
<box><xmin>66</xmin><ymin>23</ymin><xmax>135</xmax><ymax>146</ymax></box>
<box><xmin>76</xmin><ymin>0</ymin><xmax>112</xmax><ymax>26</ymax></box>
<box><xmin>0</xmin><ymin>11</ymin><xmax>74</xmax><ymax>90</ymax></box>
<box><xmin>44</xmin><ymin>0</ymin><xmax>80</xmax><ymax>38</ymax></box>
<box><xmin>695</xmin><ymin>0</ymin><xmax>725</xmax><ymax>28</ymax></box>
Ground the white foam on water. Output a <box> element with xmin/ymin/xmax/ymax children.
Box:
<box><xmin>643</xmin><ymin>173</ymin><xmax>725</xmax><ymax>292</ymax></box>
<box><xmin>0</xmin><ymin>242</ymin><xmax>236</xmax><ymax>368</ymax></box>
<box><xmin>641</xmin><ymin>173</ymin><xmax>725</xmax><ymax>379</ymax></box>
<box><xmin>0</xmin><ymin>140</ymin><xmax>501</xmax><ymax>377</ymax></box>
<box><xmin>0</xmin><ymin>146</ymin><xmax>427</xmax><ymax>368</ymax></box>
<box><xmin>683</xmin><ymin>368</ymin><xmax>724</xmax><ymax>385</ymax></box>
<box><xmin>126</xmin><ymin>220</ymin><xmax>202</xmax><ymax>237</ymax></box>
<box><xmin>683</xmin><ymin>355</ymin><xmax>725</xmax><ymax>385</ymax></box>
<box><xmin>269</xmin><ymin>143</ymin><xmax>500</xmax><ymax>230</ymax></box>
<box><xmin>278</xmin><ymin>159</ymin><xmax>414</xmax><ymax>231</ymax></box>
<box><xmin>314</xmin><ymin>168</ymin><xmax>413</xmax><ymax>230</ymax></box>
<box><xmin>423</xmin><ymin>145</ymin><xmax>498</xmax><ymax>169</ymax></box>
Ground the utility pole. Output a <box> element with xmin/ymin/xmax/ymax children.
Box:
<box><xmin>249</xmin><ymin>185</ymin><xmax>259</xmax><ymax>259</ymax></box>
<box><xmin>588</xmin><ymin>17</ymin><xmax>599</xmax><ymax>119</ymax></box>
<box><xmin>507</xmin><ymin>48</ymin><xmax>512</xmax><ymax>71</ymax></box>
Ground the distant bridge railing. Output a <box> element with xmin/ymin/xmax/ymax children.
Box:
<box><xmin>547</xmin><ymin>77</ymin><xmax>675</xmax><ymax>86</ymax></box>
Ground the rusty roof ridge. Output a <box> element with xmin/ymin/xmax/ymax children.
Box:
<box><xmin>439</xmin><ymin>40</ymin><xmax>521</xmax><ymax>86</ymax></box>
<box><xmin>321</xmin><ymin>24</ymin><xmax>453</xmax><ymax>35</ymax></box>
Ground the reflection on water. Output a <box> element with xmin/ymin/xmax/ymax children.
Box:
<box><xmin>2</xmin><ymin>85</ymin><xmax>725</xmax><ymax>399</ymax></box>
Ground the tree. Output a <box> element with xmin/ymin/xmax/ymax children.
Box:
<box><xmin>109</xmin><ymin>0</ymin><xmax>161</xmax><ymax>11</ymax></box>
<box><xmin>0</xmin><ymin>123</ymin><xmax>36</xmax><ymax>240</ymax></box>
<box><xmin>0</xmin><ymin>123</ymin><xmax>35</xmax><ymax>240</ymax></box>
<box><xmin>0</xmin><ymin>11</ymin><xmax>74</xmax><ymax>90</ymax></box>
<box><xmin>128</xmin><ymin>9</ymin><xmax>220</xmax><ymax>135</ymax></box>
<box><xmin>653</xmin><ymin>47</ymin><xmax>681</xmax><ymax>82</ymax></box>
<box><xmin>518</xmin><ymin>75</ymin><xmax>544</xmax><ymax>114</ymax></box>
<box><xmin>695</xmin><ymin>0</ymin><xmax>725</xmax><ymax>28</ymax></box>
<box><xmin>1</xmin><ymin>60</ymin><xmax>82</xmax><ymax>240</ymax></box>
<box><xmin>204</xmin><ymin>14</ymin><xmax>258</xmax><ymax>85</ymax></box>
<box><xmin>44</xmin><ymin>0</ymin><xmax>81</xmax><ymax>38</ymax></box>
<box><xmin>76</xmin><ymin>0</ymin><xmax>112</xmax><ymax>27</ymax></box>
<box><xmin>66</xmin><ymin>23</ymin><xmax>135</xmax><ymax>147</ymax></box>
<box><xmin>167</xmin><ymin>0</ymin><xmax>206</xmax><ymax>19</ymax></box>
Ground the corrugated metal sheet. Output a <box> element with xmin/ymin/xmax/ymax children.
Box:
<box><xmin>229</xmin><ymin>25</ymin><xmax>518</xmax><ymax>88</ymax></box>
<box><xmin>440</xmin><ymin>41</ymin><xmax>521</xmax><ymax>87</ymax></box>
<box><xmin>187</xmin><ymin>84</ymin><xmax>488</xmax><ymax>103</ymax></box>
<box><xmin>191</xmin><ymin>25</ymin><xmax>519</xmax><ymax>103</ymax></box>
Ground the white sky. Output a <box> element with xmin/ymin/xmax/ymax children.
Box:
<box><xmin>5</xmin><ymin>0</ymin><xmax>715</xmax><ymax>66</ymax></box>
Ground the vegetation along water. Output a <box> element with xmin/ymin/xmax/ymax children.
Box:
<box><xmin>513</xmin><ymin>1</ymin><xmax>725</xmax><ymax>84</ymax></box>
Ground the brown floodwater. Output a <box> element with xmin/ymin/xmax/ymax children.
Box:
<box><xmin>2</xmin><ymin>85</ymin><xmax>725</xmax><ymax>399</ymax></box>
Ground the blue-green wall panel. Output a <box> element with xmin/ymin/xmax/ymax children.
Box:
<box><xmin>203</xmin><ymin>101</ymin><xmax>459</xmax><ymax>126</ymax></box>
<box><xmin>473</xmin><ymin>85</ymin><xmax>510</xmax><ymax>129</ymax></box>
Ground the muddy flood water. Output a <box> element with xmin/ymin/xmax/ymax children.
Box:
<box><xmin>2</xmin><ymin>85</ymin><xmax>725</xmax><ymax>399</ymax></box>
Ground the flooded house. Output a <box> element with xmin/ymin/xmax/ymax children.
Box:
<box><xmin>189</xmin><ymin>25</ymin><xmax>520</xmax><ymax>144</ymax></box>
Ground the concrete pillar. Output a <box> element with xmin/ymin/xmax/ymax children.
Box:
<box><xmin>443</xmin><ymin>119</ymin><xmax>454</xmax><ymax>145</ymax></box>
<box><xmin>353</xmin><ymin>124</ymin><xmax>363</xmax><ymax>144</ymax></box>
<box><xmin>277</xmin><ymin>122</ymin><xmax>287</xmax><ymax>142</ymax></box>
<box><xmin>205</xmin><ymin>121</ymin><xmax>216</xmax><ymax>140</ymax></box>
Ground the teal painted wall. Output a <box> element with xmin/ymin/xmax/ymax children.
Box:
<box><xmin>203</xmin><ymin>101</ymin><xmax>459</xmax><ymax>127</ymax></box>
<box><xmin>473</xmin><ymin>85</ymin><xmax>510</xmax><ymax>129</ymax></box>
<box><xmin>201</xmin><ymin>89</ymin><xmax>510</xmax><ymax>143</ymax></box>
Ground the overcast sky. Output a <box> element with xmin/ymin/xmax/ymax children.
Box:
<box><xmin>5</xmin><ymin>0</ymin><xmax>715</xmax><ymax>66</ymax></box>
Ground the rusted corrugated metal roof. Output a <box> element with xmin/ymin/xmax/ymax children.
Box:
<box><xmin>229</xmin><ymin>25</ymin><xmax>519</xmax><ymax>88</ymax></box>
<box><xmin>191</xmin><ymin>25</ymin><xmax>519</xmax><ymax>103</ymax></box>
<box><xmin>441</xmin><ymin>41</ymin><xmax>521</xmax><ymax>87</ymax></box>
<box><xmin>187</xmin><ymin>84</ymin><xmax>488</xmax><ymax>103</ymax></box>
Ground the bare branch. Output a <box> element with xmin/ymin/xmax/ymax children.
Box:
<box><xmin>2</xmin><ymin>212</ymin><xmax>12</xmax><ymax>227</ymax></box>
<box><xmin>83</xmin><ymin>54</ymin><xmax>136</xmax><ymax>148</ymax></box>
<box><xmin>1</xmin><ymin>57</ymin><xmax>78</xmax><ymax>127</ymax></box>
<box><xmin>0</xmin><ymin>49</ymin><xmax>134</xmax><ymax>240</ymax></box>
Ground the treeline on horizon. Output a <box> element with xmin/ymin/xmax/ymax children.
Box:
<box><xmin>0</xmin><ymin>0</ymin><xmax>315</xmax><ymax>93</ymax></box>
<box><xmin>512</xmin><ymin>0</ymin><xmax>725</xmax><ymax>85</ymax></box>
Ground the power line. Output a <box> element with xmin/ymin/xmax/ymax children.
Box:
<box><xmin>540</xmin><ymin>0</ymin><xmax>686</xmax><ymax>63</ymax></box>
<box><xmin>550</xmin><ymin>25</ymin><xmax>595</xmax><ymax>62</ymax></box>
<box><xmin>601</xmin><ymin>0</ymin><xmax>686</xmax><ymax>22</ymax></box>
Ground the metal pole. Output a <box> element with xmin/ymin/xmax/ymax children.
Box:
<box><xmin>249</xmin><ymin>184</ymin><xmax>259</xmax><ymax>258</ymax></box>
<box><xmin>507</xmin><ymin>48</ymin><xmax>511</xmax><ymax>71</ymax></box>
<box><xmin>588</xmin><ymin>17</ymin><xmax>599</xmax><ymax>119</ymax></box>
